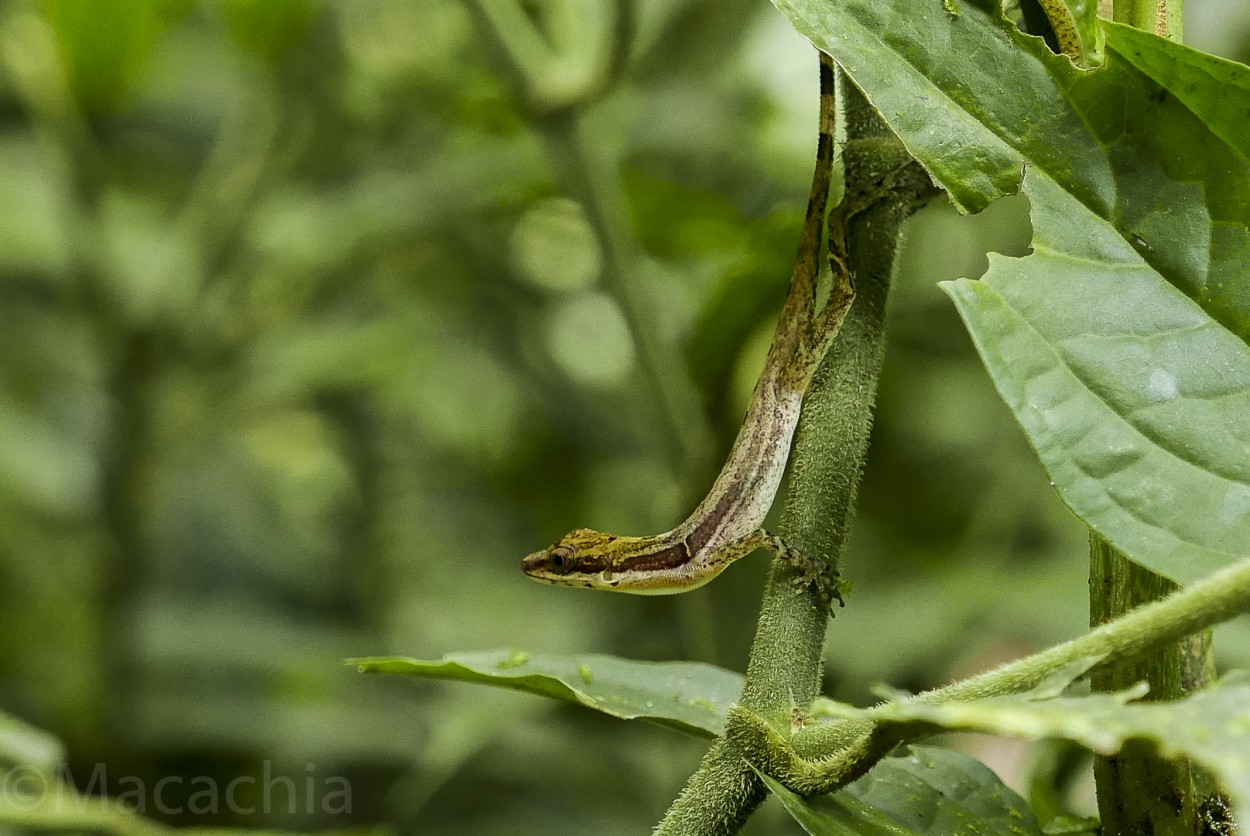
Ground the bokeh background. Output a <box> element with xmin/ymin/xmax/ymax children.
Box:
<box><xmin>1</xmin><ymin>1</ymin><xmax>1248</xmax><ymax>833</ymax></box>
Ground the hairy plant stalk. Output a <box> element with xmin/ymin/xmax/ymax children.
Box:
<box><xmin>739</xmin><ymin>551</ymin><xmax>1250</xmax><ymax>798</ymax></box>
<box><xmin>1111</xmin><ymin>0</ymin><xmax>1182</xmax><ymax>39</ymax></box>
<box><xmin>655</xmin><ymin>72</ymin><xmax>930</xmax><ymax>835</ymax></box>
<box><xmin>1090</xmin><ymin>537</ymin><xmax>1213</xmax><ymax>834</ymax></box>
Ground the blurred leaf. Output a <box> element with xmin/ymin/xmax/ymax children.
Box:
<box><xmin>0</xmin><ymin>715</ymin><xmax>148</xmax><ymax>835</ymax></box>
<box><xmin>509</xmin><ymin>197</ymin><xmax>601</xmax><ymax>292</ymax></box>
<box><xmin>624</xmin><ymin>172</ymin><xmax>763</xmax><ymax>262</ymax></box>
<box><xmin>42</xmin><ymin>0</ymin><xmax>188</xmax><ymax>113</ymax></box>
<box><xmin>1041</xmin><ymin>816</ymin><xmax>1100</xmax><ymax>834</ymax></box>
<box><xmin>0</xmin><ymin>776</ymin><xmax>374</xmax><ymax>835</ymax></box>
<box><xmin>761</xmin><ymin>746</ymin><xmax>1045</xmax><ymax>835</ymax></box>
<box><xmin>826</xmin><ymin>671</ymin><xmax>1250</xmax><ymax>822</ymax></box>
<box><xmin>542</xmin><ymin>291</ymin><xmax>636</xmax><ymax>387</ymax></box>
<box><xmin>0</xmin><ymin>397</ymin><xmax>97</xmax><ymax>516</ymax></box>
<box><xmin>352</xmin><ymin>650</ymin><xmax>744</xmax><ymax>738</ymax></box>
<box><xmin>222</xmin><ymin>0</ymin><xmax>321</xmax><ymax>61</ymax></box>
<box><xmin>0</xmin><ymin>709</ymin><xmax>64</xmax><ymax>769</ymax></box>
<box><xmin>0</xmin><ymin>138</ymin><xmax>72</xmax><ymax>275</ymax></box>
<box><xmin>621</xmin><ymin>173</ymin><xmax>801</xmax><ymax>404</ymax></box>
<box><xmin>0</xmin><ymin>782</ymin><xmax>155</xmax><ymax>834</ymax></box>
<box><xmin>774</xmin><ymin>0</ymin><xmax>1250</xmax><ymax>584</ymax></box>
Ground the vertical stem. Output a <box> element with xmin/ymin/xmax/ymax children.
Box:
<box><xmin>655</xmin><ymin>73</ymin><xmax>929</xmax><ymax>835</ymax></box>
<box><xmin>1089</xmin><ymin>536</ymin><xmax>1207</xmax><ymax>834</ymax></box>
<box><xmin>1111</xmin><ymin>0</ymin><xmax>1182</xmax><ymax>39</ymax></box>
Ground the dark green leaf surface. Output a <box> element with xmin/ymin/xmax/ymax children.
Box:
<box><xmin>834</xmin><ymin>673</ymin><xmax>1250</xmax><ymax>821</ymax></box>
<box><xmin>352</xmin><ymin>650</ymin><xmax>743</xmax><ymax>738</ymax></box>
<box><xmin>774</xmin><ymin>0</ymin><xmax>1250</xmax><ymax>584</ymax></box>
<box><xmin>762</xmin><ymin>746</ymin><xmax>1044</xmax><ymax>835</ymax></box>
<box><xmin>1106</xmin><ymin>23</ymin><xmax>1250</xmax><ymax>161</ymax></box>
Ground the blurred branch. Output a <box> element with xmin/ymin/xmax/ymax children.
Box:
<box><xmin>604</xmin><ymin>0</ymin><xmax>637</xmax><ymax>94</ymax></box>
<box><xmin>0</xmin><ymin>8</ymin><xmax>113</xmax><ymax>309</ymax></box>
<box><xmin>538</xmin><ymin>114</ymin><xmax>714</xmax><ymax>477</ymax></box>
<box><xmin>0</xmin><ymin>8</ymin><xmax>145</xmax><ymax>761</ymax></box>
<box><xmin>178</xmin><ymin>77</ymin><xmax>283</xmax><ymax>305</ymax></box>
<box><xmin>314</xmin><ymin>392</ymin><xmax>386</xmax><ymax>625</ymax></box>
<box><xmin>466</xmin><ymin>0</ymin><xmax>714</xmax><ymax>479</ymax></box>
<box><xmin>470</xmin><ymin>0</ymin><xmax>633</xmax><ymax>113</ymax></box>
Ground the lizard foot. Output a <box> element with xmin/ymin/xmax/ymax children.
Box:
<box><xmin>761</xmin><ymin>530</ymin><xmax>844</xmax><ymax>609</ymax></box>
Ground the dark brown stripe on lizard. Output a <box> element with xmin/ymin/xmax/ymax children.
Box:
<box><xmin>617</xmin><ymin>541</ymin><xmax>694</xmax><ymax>573</ymax></box>
<box><xmin>685</xmin><ymin>482</ymin><xmax>745</xmax><ymax>556</ymax></box>
<box><xmin>564</xmin><ymin>556</ymin><xmax>611</xmax><ymax>575</ymax></box>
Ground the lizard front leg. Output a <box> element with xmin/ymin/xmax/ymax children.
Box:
<box><xmin>724</xmin><ymin>529</ymin><xmax>844</xmax><ymax>607</ymax></box>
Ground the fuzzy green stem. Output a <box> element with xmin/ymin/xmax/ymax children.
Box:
<box><xmin>737</xmin><ymin>551</ymin><xmax>1250</xmax><ymax>797</ymax></box>
<box><xmin>654</xmin><ymin>74</ymin><xmax>930</xmax><ymax>835</ymax></box>
<box><xmin>1089</xmin><ymin>537</ymin><xmax>1212</xmax><ymax>834</ymax></box>
<box><xmin>1111</xmin><ymin>0</ymin><xmax>1182</xmax><ymax>40</ymax></box>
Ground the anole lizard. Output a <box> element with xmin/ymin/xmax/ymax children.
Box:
<box><xmin>522</xmin><ymin>53</ymin><xmax>850</xmax><ymax>598</ymax></box>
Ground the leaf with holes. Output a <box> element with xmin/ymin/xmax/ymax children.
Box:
<box><xmin>773</xmin><ymin>0</ymin><xmax>1250</xmax><ymax>584</ymax></box>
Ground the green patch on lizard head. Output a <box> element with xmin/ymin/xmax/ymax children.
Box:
<box><xmin>521</xmin><ymin>528</ymin><xmax>620</xmax><ymax>586</ymax></box>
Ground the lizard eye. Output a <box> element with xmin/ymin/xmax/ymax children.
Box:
<box><xmin>549</xmin><ymin>546</ymin><xmax>574</xmax><ymax>572</ymax></box>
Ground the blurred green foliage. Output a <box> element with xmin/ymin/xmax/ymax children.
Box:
<box><xmin>0</xmin><ymin>1</ymin><xmax>1248</xmax><ymax>833</ymax></box>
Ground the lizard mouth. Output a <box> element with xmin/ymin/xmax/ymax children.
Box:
<box><xmin>520</xmin><ymin>550</ymin><xmax>549</xmax><ymax>577</ymax></box>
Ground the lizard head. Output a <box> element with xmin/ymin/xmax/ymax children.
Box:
<box><xmin>521</xmin><ymin>527</ymin><xmax>621</xmax><ymax>589</ymax></box>
<box><xmin>521</xmin><ymin>527</ymin><xmax>700</xmax><ymax>594</ymax></box>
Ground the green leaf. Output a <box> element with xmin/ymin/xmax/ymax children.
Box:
<box><xmin>761</xmin><ymin>746</ymin><xmax>1045</xmax><ymax>835</ymax></box>
<box><xmin>351</xmin><ymin>650</ymin><xmax>743</xmax><ymax>738</ymax></box>
<box><xmin>838</xmin><ymin>673</ymin><xmax>1250</xmax><ymax>822</ymax></box>
<box><xmin>773</xmin><ymin>0</ymin><xmax>1112</xmax><ymax>214</ymax></box>
<box><xmin>1106</xmin><ymin>23</ymin><xmax>1250</xmax><ymax>160</ymax></box>
<box><xmin>772</xmin><ymin>0</ymin><xmax>1250</xmax><ymax>584</ymax></box>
